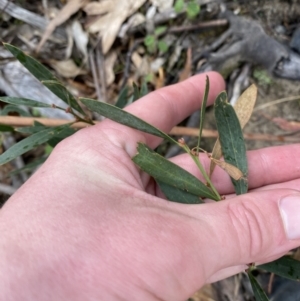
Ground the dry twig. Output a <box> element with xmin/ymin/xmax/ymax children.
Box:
<box><xmin>0</xmin><ymin>116</ymin><xmax>298</xmax><ymax>143</ymax></box>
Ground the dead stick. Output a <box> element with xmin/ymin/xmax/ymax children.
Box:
<box><xmin>0</xmin><ymin>116</ymin><xmax>298</xmax><ymax>142</ymax></box>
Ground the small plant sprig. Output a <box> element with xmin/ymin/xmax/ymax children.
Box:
<box><xmin>174</xmin><ymin>0</ymin><xmax>201</xmax><ymax>19</ymax></box>
<box><xmin>144</xmin><ymin>26</ymin><xmax>169</xmax><ymax>54</ymax></box>
<box><xmin>1</xmin><ymin>43</ymin><xmax>300</xmax><ymax>301</ymax></box>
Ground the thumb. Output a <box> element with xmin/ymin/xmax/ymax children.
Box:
<box><xmin>187</xmin><ymin>189</ymin><xmax>300</xmax><ymax>282</ymax></box>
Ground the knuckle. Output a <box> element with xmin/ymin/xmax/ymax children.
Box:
<box><xmin>227</xmin><ymin>199</ymin><xmax>268</xmax><ymax>260</ymax></box>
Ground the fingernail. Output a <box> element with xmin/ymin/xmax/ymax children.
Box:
<box><xmin>279</xmin><ymin>194</ymin><xmax>300</xmax><ymax>240</ymax></box>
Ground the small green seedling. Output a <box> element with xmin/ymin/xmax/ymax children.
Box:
<box><xmin>144</xmin><ymin>26</ymin><xmax>169</xmax><ymax>54</ymax></box>
<box><xmin>0</xmin><ymin>43</ymin><xmax>300</xmax><ymax>301</ymax></box>
<box><xmin>174</xmin><ymin>0</ymin><xmax>201</xmax><ymax>19</ymax></box>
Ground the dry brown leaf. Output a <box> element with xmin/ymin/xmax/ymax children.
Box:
<box><xmin>155</xmin><ymin>67</ymin><xmax>165</xmax><ymax>89</ymax></box>
<box><xmin>131</xmin><ymin>52</ymin><xmax>151</xmax><ymax>79</ymax></box>
<box><xmin>105</xmin><ymin>51</ymin><xmax>117</xmax><ymax>86</ymax></box>
<box><xmin>192</xmin><ymin>284</ymin><xmax>216</xmax><ymax>301</ymax></box>
<box><xmin>131</xmin><ymin>51</ymin><xmax>143</xmax><ymax>70</ymax></box>
<box><xmin>37</xmin><ymin>0</ymin><xmax>89</xmax><ymax>52</ymax></box>
<box><xmin>119</xmin><ymin>13</ymin><xmax>146</xmax><ymax>38</ymax></box>
<box><xmin>209</xmin><ymin>141</ymin><xmax>222</xmax><ymax>177</ymax></box>
<box><xmin>209</xmin><ymin>84</ymin><xmax>257</xmax><ymax>176</ymax></box>
<box><xmin>234</xmin><ymin>84</ymin><xmax>258</xmax><ymax>128</ymax></box>
<box><xmin>49</xmin><ymin>59</ymin><xmax>87</xmax><ymax>78</ymax></box>
<box><xmin>71</xmin><ymin>20</ymin><xmax>89</xmax><ymax>61</ymax></box>
<box><xmin>84</xmin><ymin>0</ymin><xmax>146</xmax><ymax>54</ymax></box>
<box><xmin>150</xmin><ymin>0</ymin><xmax>174</xmax><ymax>12</ymax></box>
<box><xmin>83</xmin><ymin>0</ymin><xmax>112</xmax><ymax>15</ymax></box>
<box><xmin>210</xmin><ymin>157</ymin><xmax>244</xmax><ymax>180</ymax></box>
<box><xmin>178</xmin><ymin>48</ymin><xmax>192</xmax><ymax>82</ymax></box>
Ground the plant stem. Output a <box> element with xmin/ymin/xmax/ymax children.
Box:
<box><xmin>180</xmin><ymin>144</ymin><xmax>221</xmax><ymax>201</ymax></box>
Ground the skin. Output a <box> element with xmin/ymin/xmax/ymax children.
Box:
<box><xmin>1</xmin><ymin>72</ymin><xmax>300</xmax><ymax>300</ymax></box>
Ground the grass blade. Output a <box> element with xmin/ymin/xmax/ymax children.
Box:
<box><xmin>132</xmin><ymin>143</ymin><xmax>219</xmax><ymax>201</ymax></box>
<box><xmin>248</xmin><ymin>271</ymin><xmax>270</xmax><ymax>301</ymax></box>
<box><xmin>80</xmin><ymin>98</ymin><xmax>177</xmax><ymax>144</ymax></box>
<box><xmin>132</xmin><ymin>82</ymin><xmax>140</xmax><ymax>101</ymax></box>
<box><xmin>214</xmin><ymin>91</ymin><xmax>248</xmax><ymax>195</ymax></box>
<box><xmin>140</xmin><ymin>81</ymin><xmax>149</xmax><ymax>98</ymax></box>
<box><xmin>115</xmin><ymin>86</ymin><xmax>129</xmax><ymax>108</ymax></box>
<box><xmin>0</xmin><ymin>124</ymin><xmax>72</xmax><ymax>165</ymax></box>
<box><xmin>197</xmin><ymin>75</ymin><xmax>209</xmax><ymax>152</ymax></box>
<box><xmin>3</xmin><ymin>43</ymin><xmax>85</xmax><ymax>116</ymax></box>
<box><xmin>258</xmin><ymin>256</ymin><xmax>300</xmax><ymax>281</ymax></box>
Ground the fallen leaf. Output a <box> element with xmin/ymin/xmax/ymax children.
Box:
<box><xmin>83</xmin><ymin>0</ymin><xmax>112</xmax><ymax>15</ymax></box>
<box><xmin>131</xmin><ymin>52</ymin><xmax>151</xmax><ymax>79</ymax></box>
<box><xmin>131</xmin><ymin>51</ymin><xmax>143</xmax><ymax>70</ymax></box>
<box><xmin>71</xmin><ymin>20</ymin><xmax>89</xmax><ymax>62</ymax></box>
<box><xmin>155</xmin><ymin>67</ymin><xmax>165</xmax><ymax>89</ymax></box>
<box><xmin>118</xmin><ymin>13</ymin><xmax>146</xmax><ymax>38</ymax></box>
<box><xmin>84</xmin><ymin>0</ymin><xmax>146</xmax><ymax>54</ymax></box>
<box><xmin>150</xmin><ymin>58</ymin><xmax>166</xmax><ymax>73</ymax></box>
<box><xmin>150</xmin><ymin>0</ymin><xmax>174</xmax><ymax>12</ymax></box>
<box><xmin>210</xmin><ymin>84</ymin><xmax>257</xmax><ymax>176</ymax></box>
<box><xmin>167</xmin><ymin>44</ymin><xmax>183</xmax><ymax>71</ymax></box>
<box><xmin>37</xmin><ymin>0</ymin><xmax>89</xmax><ymax>52</ymax></box>
<box><xmin>234</xmin><ymin>84</ymin><xmax>258</xmax><ymax>128</ymax></box>
<box><xmin>105</xmin><ymin>51</ymin><xmax>117</xmax><ymax>86</ymax></box>
<box><xmin>178</xmin><ymin>47</ymin><xmax>192</xmax><ymax>82</ymax></box>
<box><xmin>49</xmin><ymin>59</ymin><xmax>87</xmax><ymax>78</ymax></box>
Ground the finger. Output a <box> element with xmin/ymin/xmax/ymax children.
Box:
<box><xmin>180</xmin><ymin>189</ymin><xmax>300</xmax><ymax>283</ymax></box>
<box><xmin>169</xmin><ymin>144</ymin><xmax>300</xmax><ymax>195</ymax></box>
<box><xmin>101</xmin><ymin>72</ymin><xmax>225</xmax><ymax>152</ymax></box>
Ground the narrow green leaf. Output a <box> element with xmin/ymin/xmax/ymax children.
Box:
<box><xmin>132</xmin><ymin>82</ymin><xmax>141</xmax><ymax>102</ymax></box>
<box><xmin>197</xmin><ymin>75</ymin><xmax>209</xmax><ymax>151</ymax></box>
<box><xmin>157</xmin><ymin>180</ymin><xmax>204</xmax><ymax>204</ymax></box>
<box><xmin>3</xmin><ymin>43</ymin><xmax>57</xmax><ymax>81</ymax></box>
<box><xmin>80</xmin><ymin>98</ymin><xmax>177</xmax><ymax>144</ymax></box>
<box><xmin>0</xmin><ymin>96</ymin><xmax>52</xmax><ymax>108</ymax></box>
<box><xmin>42</xmin><ymin>80</ymin><xmax>85</xmax><ymax>115</ymax></box>
<box><xmin>47</xmin><ymin>126</ymin><xmax>76</xmax><ymax>147</ymax></box>
<box><xmin>258</xmin><ymin>256</ymin><xmax>300</xmax><ymax>281</ymax></box>
<box><xmin>248</xmin><ymin>272</ymin><xmax>270</xmax><ymax>301</ymax></box>
<box><xmin>140</xmin><ymin>81</ymin><xmax>149</xmax><ymax>98</ymax></box>
<box><xmin>0</xmin><ymin>124</ymin><xmax>72</xmax><ymax>165</ymax></box>
<box><xmin>1</xmin><ymin>105</ymin><xmax>31</xmax><ymax>117</ymax></box>
<box><xmin>133</xmin><ymin>143</ymin><xmax>218</xmax><ymax>201</ymax></box>
<box><xmin>17</xmin><ymin>120</ymin><xmax>75</xmax><ymax>147</ymax></box>
<box><xmin>0</xmin><ymin>124</ymin><xmax>14</xmax><ymax>132</ymax></box>
<box><xmin>115</xmin><ymin>86</ymin><xmax>129</xmax><ymax>108</ymax></box>
<box><xmin>8</xmin><ymin>156</ymin><xmax>47</xmax><ymax>176</ymax></box>
<box><xmin>16</xmin><ymin>121</ymin><xmax>48</xmax><ymax>134</ymax></box>
<box><xmin>214</xmin><ymin>92</ymin><xmax>248</xmax><ymax>194</ymax></box>
<box><xmin>3</xmin><ymin>44</ymin><xmax>85</xmax><ymax>116</ymax></box>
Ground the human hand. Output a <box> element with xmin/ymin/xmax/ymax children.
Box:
<box><xmin>1</xmin><ymin>72</ymin><xmax>300</xmax><ymax>301</ymax></box>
